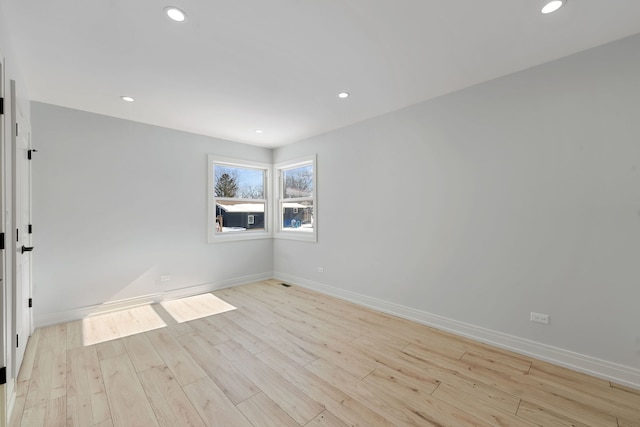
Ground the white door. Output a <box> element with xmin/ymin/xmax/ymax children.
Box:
<box><xmin>0</xmin><ymin>52</ymin><xmax>7</xmax><ymax>426</ymax></box>
<box><xmin>11</xmin><ymin>80</ymin><xmax>32</xmax><ymax>377</ymax></box>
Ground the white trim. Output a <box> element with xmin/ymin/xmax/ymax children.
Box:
<box><xmin>273</xmin><ymin>271</ymin><xmax>640</xmax><ymax>390</ymax></box>
<box><xmin>0</xmin><ymin>50</ymin><xmax>8</xmax><ymax>427</ymax></box>
<box><xmin>34</xmin><ymin>271</ymin><xmax>273</xmax><ymax>327</ymax></box>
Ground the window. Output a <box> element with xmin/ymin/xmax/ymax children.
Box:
<box><xmin>208</xmin><ymin>156</ymin><xmax>271</xmax><ymax>242</ymax></box>
<box><xmin>275</xmin><ymin>155</ymin><xmax>317</xmax><ymax>242</ymax></box>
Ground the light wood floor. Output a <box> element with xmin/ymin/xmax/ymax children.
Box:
<box><xmin>10</xmin><ymin>280</ymin><xmax>640</xmax><ymax>426</ymax></box>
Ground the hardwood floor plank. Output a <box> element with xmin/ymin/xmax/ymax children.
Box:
<box><xmin>352</xmin><ymin>335</ymin><xmax>522</xmax><ymax>415</ymax></box>
<box><xmin>206</xmin><ymin>314</ymin><xmax>271</xmax><ymax>354</ymax></box>
<box><xmin>95</xmin><ymin>339</ymin><xmax>126</xmax><ymax>361</ymax></box>
<box><xmin>361</xmin><ymin>367</ymin><xmax>440</xmax><ymax>407</ymax></box>
<box><xmin>146</xmin><ymin>328</ymin><xmax>207</xmax><ymax>386</ymax></box>
<box><xmin>516</xmin><ymin>400</ymin><xmax>592</xmax><ymax>427</ymax></box>
<box><xmin>20</xmin><ymin>402</ymin><xmax>46</xmax><ymax>427</ymax></box>
<box><xmin>84</xmin><ymin>313</ymin><xmax>120</xmax><ymax>346</ymax></box>
<box><xmin>8</xmin><ymin>394</ymin><xmax>26</xmax><ymax>427</ymax></box>
<box><xmin>18</xmin><ymin>328</ymin><xmax>41</xmax><ymax>383</ymax></box>
<box><xmin>257</xmin><ymin>347</ymin><xmax>397</xmax><ymax>427</ymax></box>
<box><xmin>225</xmin><ymin>309</ymin><xmax>319</xmax><ymax>366</ymax></box>
<box><xmin>187</xmin><ymin>318</ymin><xmax>230</xmax><ymax>346</ymax></box>
<box><xmin>305</xmin><ymin>410</ymin><xmax>349</xmax><ymax>426</ymax></box>
<box><xmin>183</xmin><ymin>376</ymin><xmax>253</xmax><ymax>426</ymax></box>
<box><xmin>216</xmin><ymin>340</ymin><xmax>324</xmax><ymax>425</ymax></box>
<box><xmin>66</xmin><ymin>320</ymin><xmax>84</xmax><ymax>350</ymax></box>
<box><xmin>270</xmin><ymin>322</ymin><xmax>377</xmax><ymax>379</ymax></box>
<box><xmin>401</xmin><ymin>342</ymin><xmax>619</xmax><ymax>427</ymax></box>
<box><xmin>43</xmin><ymin>396</ymin><xmax>66</xmax><ymax>427</ymax></box>
<box><xmin>236</xmin><ymin>392</ymin><xmax>300</xmax><ymax>427</ymax></box>
<box><xmin>150</xmin><ymin>304</ymin><xmax>196</xmax><ymax>337</ymax></box>
<box><xmin>618</xmin><ymin>418</ymin><xmax>640</xmax><ymax>427</ymax></box>
<box><xmin>100</xmin><ymin>353</ymin><xmax>159</xmax><ymax>427</ymax></box>
<box><xmin>178</xmin><ymin>333</ymin><xmax>259</xmax><ymax>405</ymax></box>
<box><xmin>25</xmin><ymin>324</ymin><xmax>66</xmax><ymax>409</ymax></box>
<box><xmin>213</xmin><ymin>288</ymin><xmax>283</xmax><ymax>326</ymax></box>
<box><xmin>461</xmin><ymin>351</ymin><xmax>532</xmax><ymax>375</ymax></box>
<box><xmin>67</xmin><ymin>346</ymin><xmax>111</xmax><ymax>426</ymax></box>
<box><xmin>611</xmin><ymin>382</ymin><xmax>640</xmax><ymax>395</ymax></box>
<box><xmin>431</xmin><ymin>383</ymin><xmax>536</xmax><ymax>427</ymax></box>
<box><xmin>137</xmin><ymin>365</ymin><xmax>206</xmax><ymax>427</ymax></box>
<box><xmin>122</xmin><ymin>332</ymin><xmax>165</xmax><ymax>373</ymax></box>
<box><xmin>526</xmin><ymin>365</ymin><xmax>640</xmax><ymax>422</ymax></box>
<box><xmin>308</xmin><ymin>356</ymin><xmax>494</xmax><ymax>427</ymax></box>
<box><xmin>233</xmin><ymin>285</ymin><xmax>318</xmax><ymax>333</ymax></box>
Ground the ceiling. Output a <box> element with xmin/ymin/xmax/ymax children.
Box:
<box><xmin>2</xmin><ymin>1</ymin><xmax>640</xmax><ymax>148</ymax></box>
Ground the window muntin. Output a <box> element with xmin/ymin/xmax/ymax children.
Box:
<box><xmin>209</xmin><ymin>157</ymin><xmax>271</xmax><ymax>242</ymax></box>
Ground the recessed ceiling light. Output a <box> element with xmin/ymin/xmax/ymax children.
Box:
<box><xmin>165</xmin><ymin>6</ymin><xmax>187</xmax><ymax>22</ymax></box>
<box><xmin>338</xmin><ymin>92</ymin><xmax>350</xmax><ymax>99</ymax></box>
<box><xmin>255</xmin><ymin>129</ymin><xmax>263</xmax><ymax>134</ymax></box>
<box><xmin>541</xmin><ymin>0</ymin><xmax>566</xmax><ymax>14</ymax></box>
<box><xmin>121</xmin><ymin>96</ymin><xmax>134</xmax><ymax>102</ymax></box>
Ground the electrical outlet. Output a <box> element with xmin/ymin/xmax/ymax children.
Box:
<box><xmin>530</xmin><ymin>312</ymin><xmax>549</xmax><ymax>324</ymax></box>
<box><xmin>160</xmin><ymin>275</ymin><xmax>171</xmax><ymax>282</ymax></box>
<box><xmin>317</xmin><ymin>267</ymin><xmax>324</xmax><ymax>273</ymax></box>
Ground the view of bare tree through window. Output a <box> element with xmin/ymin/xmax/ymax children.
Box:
<box><xmin>284</xmin><ymin>165</ymin><xmax>313</xmax><ymax>199</ymax></box>
<box><xmin>213</xmin><ymin>164</ymin><xmax>267</xmax><ymax>233</ymax></box>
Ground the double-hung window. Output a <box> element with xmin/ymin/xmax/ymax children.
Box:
<box><xmin>208</xmin><ymin>156</ymin><xmax>271</xmax><ymax>242</ymax></box>
<box><xmin>274</xmin><ymin>155</ymin><xmax>317</xmax><ymax>242</ymax></box>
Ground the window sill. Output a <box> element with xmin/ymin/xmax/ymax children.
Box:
<box><xmin>208</xmin><ymin>230</ymin><xmax>272</xmax><ymax>243</ymax></box>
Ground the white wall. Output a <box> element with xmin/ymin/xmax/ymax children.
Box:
<box><xmin>31</xmin><ymin>103</ymin><xmax>273</xmax><ymax>324</ymax></box>
<box><xmin>273</xmin><ymin>34</ymin><xmax>640</xmax><ymax>386</ymax></box>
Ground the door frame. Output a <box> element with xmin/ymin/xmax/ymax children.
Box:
<box><xmin>0</xmin><ymin>50</ymin><xmax>8</xmax><ymax>427</ymax></box>
<box><xmin>11</xmin><ymin>81</ymin><xmax>32</xmax><ymax>381</ymax></box>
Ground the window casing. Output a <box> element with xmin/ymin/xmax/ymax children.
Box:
<box><xmin>208</xmin><ymin>156</ymin><xmax>271</xmax><ymax>242</ymax></box>
<box><xmin>274</xmin><ymin>155</ymin><xmax>317</xmax><ymax>242</ymax></box>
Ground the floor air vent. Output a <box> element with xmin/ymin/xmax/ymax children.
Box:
<box><xmin>280</xmin><ymin>283</ymin><xmax>291</xmax><ymax>287</ymax></box>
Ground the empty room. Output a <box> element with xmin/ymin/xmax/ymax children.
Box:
<box><xmin>0</xmin><ymin>0</ymin><xmax>639</xmax><ymax>426</ymax></box>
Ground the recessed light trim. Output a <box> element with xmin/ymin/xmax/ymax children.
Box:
<box><xmin>255</xmin><ymin>129</ymin><xmax>263</xmax><ymax>134</ymax></box>
<box><xmin>338</xmin><ymin>92</ymin><xmax>350</xmax><ymax>99</ymax></box>
<box><xmin>541</xmin><ymin>0</ymin><xmax>566</xmax><ymax>14</ymax></box>
<box><xmin>121</xmin><ymin>96</ymin><xmax>135</xmax><ymax>102</ymax></box>
<box><xmin>165</xmin><ymin>6</ymin><xmax>187</xmax><ymax>22</ymax></box>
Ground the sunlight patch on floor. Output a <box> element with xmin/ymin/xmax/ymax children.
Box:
<box><xmin>82</xmin><ymin>305</ymin><xmax>167</xmax><ymax>346</ymax></box>
<box><xmin>160</xmin><ymin>293</ymin><xmax>236</xmax><ymax>323</ymax></box>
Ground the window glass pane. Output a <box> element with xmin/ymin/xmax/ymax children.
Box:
<box><xmin>281</xmin><ymin>200</ymin><xmax>313</xmax><ymax>232</ymax></box>
<box><xmin>215</xmin><ymin>165</ymin><xmax>264</xmax><ymax>199</ymax></box>
<box><xmin>283</xmin><ymin>165</ymin><xmax>313</xmax><ymax>199</ymax></box>
<box><xmin>215</xmin><ymin>200</ymin><xmax>265</xmax><ymax>232</ymax></box>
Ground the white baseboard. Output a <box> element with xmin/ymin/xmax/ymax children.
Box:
<box><xmin>34</xmin><ymin>272</ymin><xmax>273</xmax><ymax>327</ymax></box>
<box><xmin>274</xmin><ymin>272</ymin><xmax>640</xmax><ymax>390</ymax></box>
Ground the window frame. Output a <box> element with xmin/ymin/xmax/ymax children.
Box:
<box><xmin>208</xmin><ymin>155</ymin><xmax>272</xmax><ymax>243</ymax></box>
<box><xmin>274</xmin><ymin>155</ymin><xmax>317</xmax><ymax>242</ymax></box>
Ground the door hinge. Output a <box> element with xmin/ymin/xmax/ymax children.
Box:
<box><xmin>29</xmin><ymin>298</ymin><xmax>33</xmax><ymax>308</ymax></box>
<box><xmin>16</xmin><ymin>228</ymin><xmax>19</xmax><ymax>242</ymax></box>
<box><xmin>28</xmin><ymin>149</ymin><xmax>38</xmax><ymax>160</ymax></box>
<box><xmin>16</xmin><ymin>122</ymin><xmax>18</xmax><ymax>137</ymax></box>
<box><xmin>28</xmin><ymin>224</ymin><xmax>33</xmax><ymax>234</ymax></box>
<box><xmin>16</xmin><ymin>334</ymin><xmax>19</xmax><ymax>348</ymax></box>
<box><xmin>0</xmin><ymin>97</ymin><xmax>4</xmax><ymax>115</ymax></box>
<box><xmin>0</xmin><ymin>232</ymin><xmax>4</xmax><ymax>250</ymax></box>
<box><xmin>0</xmin><ymin>367</ymin><xmax>5</xmax><ymax>385</ymax></box>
